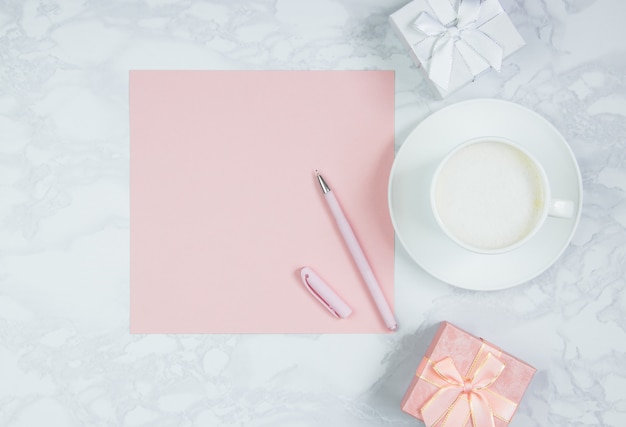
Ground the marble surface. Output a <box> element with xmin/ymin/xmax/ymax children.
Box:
<box><xmin>1</xmin><ymin>0</ymin><xmax>625</xmax><ymax>425</ymax></box>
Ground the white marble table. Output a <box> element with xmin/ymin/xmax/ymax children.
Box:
<box><xmin>1</xmin><ymin>0</ymin><xmax>625</xmax><ymax>425</ymax></box>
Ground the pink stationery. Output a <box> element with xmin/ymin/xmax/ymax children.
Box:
<box><xmin>130</xmin><ymin>70</ymin><xmax>395</xmax><ymax>333</ymax></box>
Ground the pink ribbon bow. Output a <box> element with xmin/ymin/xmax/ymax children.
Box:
<box><xmin>420</xmin><ymin>352</ymin><xmax>517</xmax><ymax>427</ymax></box>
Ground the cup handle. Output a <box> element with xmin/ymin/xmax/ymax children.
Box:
<box><xmin>548</xmin><ymin>198</ymin><xmax>575</xmax><ymax>219</ymax></box>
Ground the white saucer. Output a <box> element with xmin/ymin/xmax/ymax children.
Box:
<box><xmin>388</xmin><ymin>99</ymin><xmax>583</xmax><ymax>290</ymax></box>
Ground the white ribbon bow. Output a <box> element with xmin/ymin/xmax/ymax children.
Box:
<box><xmin>412</xmin><ymin>0</ymin><xmax>503</xmax><ymax>90</ymax></box>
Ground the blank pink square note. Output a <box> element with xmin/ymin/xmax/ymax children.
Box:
<box><xmin>130</xmin><ymin>70</ymin><xmax>395</xmax><ymax>333</ymax></box>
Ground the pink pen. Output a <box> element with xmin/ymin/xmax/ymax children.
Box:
<box><xmin>315</xmin><ymin>171</ymin><xmax>398</xmax><ymax>331</ymax></box>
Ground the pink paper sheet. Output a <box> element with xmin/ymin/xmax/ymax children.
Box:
<box><xmin>130</xmin><ymin>70</ymin><xmax>395</xmax><ymax>333</ymax></box>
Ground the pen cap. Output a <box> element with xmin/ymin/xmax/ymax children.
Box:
<box><xmin>300</xmin><ymin>267</ymin><xmax>352</xmax><ymax>319</ymax></box>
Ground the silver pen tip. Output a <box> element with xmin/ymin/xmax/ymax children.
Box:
<box><xmin>315</xmin><ymin>170</ymin><xmax>330</xmax><ymax>194</ymax></box>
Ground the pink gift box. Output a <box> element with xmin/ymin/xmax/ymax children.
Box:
<box><xmin>401</xmin><ymin>322</ymin><xmax>535</xmax><ymax>427</ymax></box>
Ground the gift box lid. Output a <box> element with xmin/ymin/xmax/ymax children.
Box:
<box><xmin>389</xmin><ymin>0</ymin><xmax>526</xmax><ymax>97</ymax></box>
<box><xmin>401</xmin><ymin>322</ymin><xmax>536</xmax><ymax>426</ymax></box>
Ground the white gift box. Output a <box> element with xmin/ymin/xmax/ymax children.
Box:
<box><xmin>389</xmin><ymin>0</ymin><xmax>525</xmax><ymax>97</ymax></box>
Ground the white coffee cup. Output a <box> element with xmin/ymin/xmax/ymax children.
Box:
<box><xmin>430</xmin><ymin>137</ymin><xmax>574</xmax><ymax>254</ymax></box>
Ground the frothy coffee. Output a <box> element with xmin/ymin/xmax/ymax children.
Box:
<box><xmin>433</xmin><ymin>141</ymin><xmax>545</xmax><ymax>251</ymax></box>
